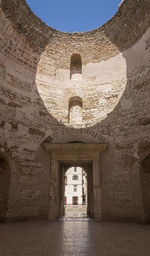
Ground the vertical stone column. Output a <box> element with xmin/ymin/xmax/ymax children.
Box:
<box><xmin>48</xmin><ymin>160</ymin><xmax>59</xmax><ymax>220</ymax></box>
<box><xmin>59</xmin><ymin>166</ymin><xmax>65</xmax><ymax>216</ymax></box>
<box><xmin>93</xmin><ymin>159</ymin><xmax>102</xmax><ymax>221</ymax></box>
<box><xmin>87</xmin><ymin>168</ymin><xmax>93</xmax><ymax>216</ymax></box>
<box><xmin>87</xmin><ymin>172</ymin><xmax>90</xmax><ymax>216</ymax></box>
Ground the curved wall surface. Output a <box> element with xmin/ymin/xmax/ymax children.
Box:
<box><xmin>0</xmin><ymin>0</ymin><xmax>150</xmax><ymax>221</ymax></box>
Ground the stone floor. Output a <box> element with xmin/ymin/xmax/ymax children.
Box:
<box><xmin>65</xmin><ymin>205</ymin><xmax>87</xmax><ymax>216</ymax></box>
<box><xmin>61</xmin><ymin>205</ymin><xmax>88</xmax><ymax>220</ymax></box>
<box><xmin>1</xmin><ymin>206</ymin><xmax>150</xmax><ymax>256</ymax></box>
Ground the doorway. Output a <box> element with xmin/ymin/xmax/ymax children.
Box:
<box><xmin>72</xmin><ymin>197</ymin><xmax>78</xmax><ymax>205</ymax></box>
<box><xmin>64</xmin><ymin>166</ymin><xmax>88</xmax><ymax>218</ymax></box>
<box><xmin>47</xmin><ymin>143</ymin><xmax>107</xmax><ymax>221</ymax></box>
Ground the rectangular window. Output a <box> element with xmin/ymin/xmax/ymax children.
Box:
<box><xmin>72</xmin><ymin>175</ymin><xmax>78</xmax><ymax>180</ymax></box>
<box><xmin>74</xmin><ymin>185</ymin><xmax>77</xmax><ymax>192</ymax></box>
<box><xmin>74</xmin><ymin>167</ymin><xmax>77</xmax><ymax>172</ymax></box>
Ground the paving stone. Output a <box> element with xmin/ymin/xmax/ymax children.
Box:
<box><xmin>0</xmin><ymin>214</ymin><xmax>150</xmax><ymax>256</ymax></box>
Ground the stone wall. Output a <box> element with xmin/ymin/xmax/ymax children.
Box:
<box><xmin>0</xmin><ymin>154</ymin><xmax>10</xmax><ymax>221</ymax></box>
<box><xmin>0</xmin><ymin>0</ymin><xmax>150</xmax><ymax>222</ymax></box>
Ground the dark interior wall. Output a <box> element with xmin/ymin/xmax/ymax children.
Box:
<box><xmin>140</xmin><ymin>155</ymin><xmax>150</xmax><ymax>223</ymax></box>
<box><xmin>34</xmin><ymin>147</ymin><xmax>51</xmax><ymax>218</ymax></box>
<box><xmin>101</xmin><ymin>144</ymin><xmax>144</xmax><ymax>222</ymax></box>
<box><xmin>0</xmin><ymin>155</ymin><xmax>10</xmax><ymax>221</ymax></box>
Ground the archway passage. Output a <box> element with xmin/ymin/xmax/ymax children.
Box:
<box><xmin>64</xmin><ymin>166</ymin><xmax>88</xmax><ymax>219</ymax></box>
<box><xmin>42</xmin><ymin>143</ymin><xmax>107</xmax><ymax>221</ymax></box>
<box><xmin>51</xmin><ymin>159</ymin><xmax>94</xmax><ymax>220</ymax></box>
<box><xmin>0</xmin><ymin>155</ymin><xmax>10</xmax><ymax>222</ymax></box>
<box><xmin>140</xmin><ymin>155</ymin><xmax>150</xmax><ymax>223</ymax></box>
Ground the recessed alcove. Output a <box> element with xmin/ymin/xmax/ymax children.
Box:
<box><xmin>70</xmin><ymin>53</ymin><xmax>82</xmax><ymax>80</ymax></box>
<box><xmin>68</xmin><ymin>96</ymin><xmax>83</xmax><ymax>124</ymax></box>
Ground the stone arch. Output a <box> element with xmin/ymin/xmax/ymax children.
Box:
<box><xmin>0</xmin><ymin>153</ymin><xmax>11</xmax><ymax>222</ymax></box>
<box><xmin>62</xmin><ymin>161</ymin><xmax>92</xmax><ymax>173</ymax></box>
<box><xmin>69</xmin><ymin>96</ymin><xmax>83</xmax><ymax>109</ymax></box>
<box><xmin>40</xmin><ymin>128</ymin><xmax>107</xmax><ymax>147</ymax></box>
<box><xmin>70</xmin><ymin>53</ymin><xmax>82</xmax><ymax>80</ymax></box>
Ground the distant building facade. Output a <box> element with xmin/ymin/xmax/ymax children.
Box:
<box><xmin>65</xmin><ymin>167</ymin><xmax>87</xmax><ymax>205</ymax></box>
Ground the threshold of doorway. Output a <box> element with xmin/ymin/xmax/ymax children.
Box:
<box><xmin>57</xmin><ymin>216</ymin><xmax>92</xmax><ymax>222</ymax></box>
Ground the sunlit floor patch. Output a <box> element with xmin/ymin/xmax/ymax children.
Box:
<box><xmin>1</xmin><ymin>220</ymin><xmax>150</xmax><ymax>255</ymax></box>
<box><xmin>58</xmin><ymin>205</ymin><xmax>91</xmax><ymax>222</ymax></box>
<box><xmin>57</xmin><ymin>216</ymin><xmax>91</xmax><ymax>222</ymax></box>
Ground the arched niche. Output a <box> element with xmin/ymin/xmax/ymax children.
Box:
<box><xmin>0</xmin><ymin>154</ymin><xmax>10</xmax><ymax>221</ymax></box>
<box><xmin>70</xmin><ymin>53</ymin><xmax>82</xmax><ymax>80</ymax></box>
<box><xmin>140</xmin><ymin>155</ymin><xmax>150</xmax><ymax>223</ymax></box>
<box><xmin>68</xmin><ymin>96</ymin><xmax>83</xmax><ymax>124</ymax></box>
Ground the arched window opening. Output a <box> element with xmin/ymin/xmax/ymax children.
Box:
<box><xmin>0</xmin><ymin>155</ymin><xmax>10</xmax><ymax>221</ymax></box>
<box><xmin>70</xmin><ymin>53</ymin><xmax>82</xmax><ymax>80</ymax></box>
<box><xmin>140</xmin><ymin>155</ymin><xmax>150</xmax><ymax>223</ymax></box>
<box><xmin>68</xmin><ymin>96</ymin><xmax>83</xmax><ymax>124</ymax></box>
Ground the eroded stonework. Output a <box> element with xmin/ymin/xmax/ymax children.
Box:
<box><xmin>0</xmin><ymin>0</ymin><xmax>150</xmax><ymax>222</ymax></box>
